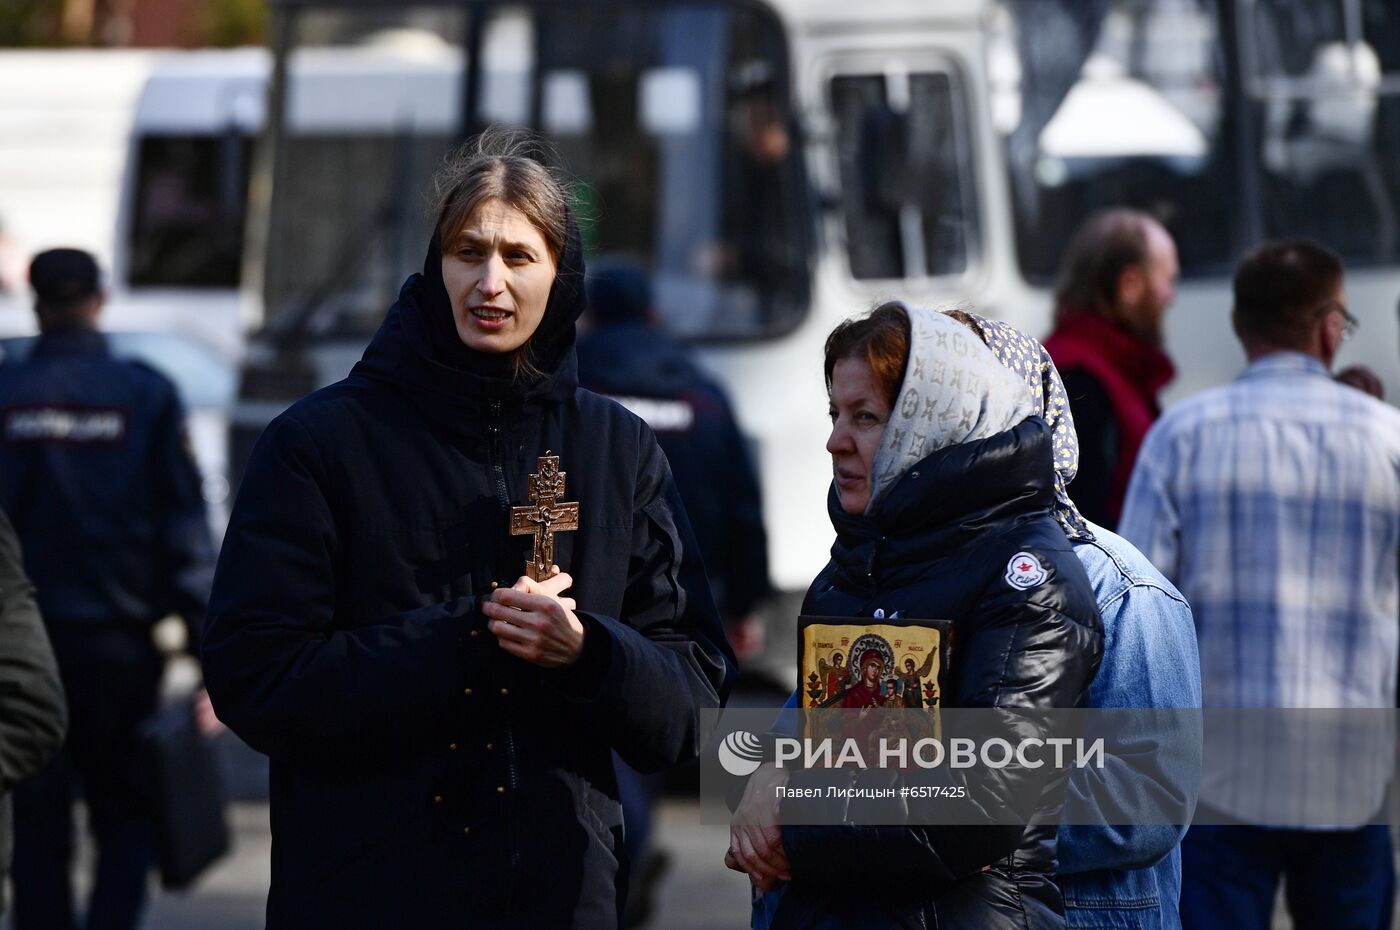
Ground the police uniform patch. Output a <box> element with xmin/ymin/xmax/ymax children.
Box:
<box><xmin>612</xmin><ymin>395</ymin><xmax>696</xmax><ymax>433</ymax></box>
<box><xmin>1005</xmin><ymin>552</ymin><xmax>1047</xmax><ymax>590</ymax></box>
<box><xmin>4</xmin><ymin>406</ymin><xmax>126</xmax><ymax>443</ymax></box>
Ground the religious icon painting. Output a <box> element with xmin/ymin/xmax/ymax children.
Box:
<box><xmin>798</xmin><ymin>615</ymin><xmax>953</xmax><ymax>744</ymax></box>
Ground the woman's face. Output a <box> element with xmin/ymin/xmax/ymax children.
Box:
<box><xmin>826</xmin><ymin>355</ymin><xmax>891</xmax><ymax>514</ymax></box>
<box><xmin>441</xmin><ymin>198</ymin><xmax>558</xmax><ymax>354</ymax></box>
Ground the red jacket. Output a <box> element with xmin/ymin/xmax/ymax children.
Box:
<box><xmin>1044</xmin><ymin>310</ymin><xmax>1174</xmax><ymax>525</ymax></box>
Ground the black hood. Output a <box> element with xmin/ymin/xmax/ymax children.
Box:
<box><xmin>575</xmin><ymin>321</ymin><xmax>705</xmax><ymax>397</ymax></box>
<box><xmin>352</xmin><ymin>210</ymin><xmax>588</xmax><ymax>410</ymax></box>
<box><xmin>828</xmin><ymin>417</ymin><xmax>1057</xmax><ymax>590</ymax></box>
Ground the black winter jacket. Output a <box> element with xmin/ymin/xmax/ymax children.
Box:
<box><xmin>202</xmin><ymin>228</ymin><xmax>734</xmax><ymax>929</ymax></box>
<box><xmin>772</xmin><ymin>418</ymin><xmax>1103</xmax><ymax>930</ymax></box>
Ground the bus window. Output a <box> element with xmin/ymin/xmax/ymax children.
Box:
<box><xmin>260</xmin><ymin>1</ymin><xmax>810</xmax><ymax>343</ymax></box>
<box><xmin>127</xmin><ymin>134</ymin><xmax>254</xmax><ymax>288</ymax></box>
<box><xmin>1248</xmin><ymin>0</ymin><xmax>1400</xmax><ymax>264</ymax></box>
<box><xmin>830</xmin><ymin>67</ymin><xmax>977</xmax><ymax>281</ymax></box>
<box><xmin>993</xmin><ymin>0</ymin><xmax>1234</xmax><ymax>280</ymax></box>
<box><xmin>532</xmin><ymin>3</ymin><xmax>811</xmax><ymax>340</ymax></box>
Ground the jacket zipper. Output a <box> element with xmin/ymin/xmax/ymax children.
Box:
<box><xmin>860</xmin><ymin>535</ymin><xmax>884</xmax><ymax>608</ymax></box>
<box><xmin>504</xmin><ymin>725</ymin><xmax>521</xmax><ymax>865</ymax></box>
<box><xmin>488</xmin><ymin>400</ymin><xmax>510</xmax><ymax>513</ymax></box>
<box><xmin>487</xmin><ymin>400</ymin><xmax>524</xmax><ymax>874</ymax></box>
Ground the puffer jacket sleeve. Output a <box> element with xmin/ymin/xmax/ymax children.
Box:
<box><xmin>546</xmin><ymin>425</ymin><xmax>736</xmax><ymax>772</ymax></box>
<box><xmin>951</xmin><ymin>536</ymin><xmax>1103</xmax><ymax>710</ymax></box>
<box><xmin>201</xmin><ymin>414</ymin><xmax>470</xmax><ymax>763</ymax></box>
<box><xmin>782</xmin><ymin>535</ymin><xmax>1104</xmax><ymax>891</ymax></box>
<box><xmin>0</xmin><ymin>507</ymin><xmax>65</xmax><ymax>791</ymax></box>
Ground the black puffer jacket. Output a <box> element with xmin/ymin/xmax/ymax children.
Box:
<box><xmin>773</xmin><ymin>417</ymin><xmax>1103</xmax><ymax>930</ymax></box>
<box><xmin>202</xmin><ymin>224</ymin><xmax>734</xmax><ymax>929</ymax></box>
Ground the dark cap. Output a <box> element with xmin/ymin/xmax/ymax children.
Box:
<box><xmin>29</xmin><ymin>248</ymin><xmax>101</xmax><ymax>303</ymax></box>
<box><xmin>585</xmin><ymin>260</ymin><xmax>652</xmax><ymax>326</ymax></box>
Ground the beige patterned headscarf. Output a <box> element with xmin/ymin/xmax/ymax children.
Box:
<box><xmin>866</xmin><ymin>304</ymin><xmax>1033</xmax><ymax>513</ymax></box>
<box><xmin>951</xmin><ymin>310</ymin><xmax>1095</xmax><ymax>542</ymax></box>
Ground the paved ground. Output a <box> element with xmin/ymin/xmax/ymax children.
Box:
<box><xmin>5</xmin><ymin>797</ymin><xmax>1359</xmax><ymax>930</ymax></box>
<box><xmin>4</xmin><ymin>717</ymin><xmax>1338</xmax><ymax>930</ymax></box>
<box><xmin>136</xmin><ymin>808</ymin><xmax>1358</xmax><ymax>930</ymax></box>
<box><xmin>136</xmin><ymin>799</ymin><xmax>751</xmax><ymax>930</ymax></box>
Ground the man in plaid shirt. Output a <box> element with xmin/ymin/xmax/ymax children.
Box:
<box><xmin>1120</xmin><ymin>238</ymin><xmax>1400</xmax><ymax>930</ymax></box>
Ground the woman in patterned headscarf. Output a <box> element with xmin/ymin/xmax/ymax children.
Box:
<box><xmin>730</xmin><ymin>301</ymin><xmax>1104</xmax><ymax>930</ymax></box>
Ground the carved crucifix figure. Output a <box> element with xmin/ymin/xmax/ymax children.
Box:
<box><xmin>510</xmin><ymin>452</ymin><xmax>580</xmax><ymax>581</ymax></box>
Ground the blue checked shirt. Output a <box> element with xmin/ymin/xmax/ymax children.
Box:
<box><xmin>1121</xmin><ymin>353</ymin><xmax>1400</xmax><ymax>823</ymax></box>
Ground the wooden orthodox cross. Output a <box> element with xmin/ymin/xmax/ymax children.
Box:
<box><xmin>509</xmin><ymin>452</ymin><xmax>580</xmax><ymax>581</ymax></box>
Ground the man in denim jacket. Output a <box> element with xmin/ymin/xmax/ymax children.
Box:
<box><xmin>1058</xmin><ymin>523</ymin><xmax>1200</xmax><ymax>930</ymax></box>
<box><xmin>965</xmin><ymin>312</ymin><xmax>1203</xmax><ymax>929</ymax></box>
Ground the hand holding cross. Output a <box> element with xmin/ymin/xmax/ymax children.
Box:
<box><xmin>484</xmin><ymin>568</ymin><xmax>584</xmax><ymax>667</ymax></box>
<box><xmin>484</xmin><ymin>453</ymin><xmax>586</xmax><ymax>667</ymax></box>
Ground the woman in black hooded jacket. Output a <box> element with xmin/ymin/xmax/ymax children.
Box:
<box><xmin>201</xmin><ymin>134</ymin><xmax>734</xmax><ymax>929</ymax></box>
<box><xmin>730</xmin><ymin>302</ymin><xmax>1103</xmax><ymax>929</ymax></box>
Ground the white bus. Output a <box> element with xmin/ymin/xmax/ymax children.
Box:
<box><xmin>237</xmin><ymin>0</ymin><xmax>1400</xmax><ymax>638</ymax></box>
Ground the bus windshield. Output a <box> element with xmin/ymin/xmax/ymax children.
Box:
<box><xmin>992</xmin><ymin>0</ymin><xmax>1232</xmax><ymax>280</ymax></box>
<box><xmin>262</xmin><ymin>0</ymin><xmax>811</xmax><ymax>343</ymax></box>
<box><xmin>994</xmin><ymin>0</ymin><xmax>1400</xmax><ymax>281</ymax></box>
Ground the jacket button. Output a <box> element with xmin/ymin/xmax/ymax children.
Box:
<box><xmin>499</xmin><ymin>687</ymin><xmax>509</xmax><ymax>696</ymax></box>
<box><xmin>464</xmin><ymin>688</ymin><xmax>473</xmax><ymax>696</ymax></box>
<box><xmin>470</xmin><ymin>630</ymin><xmax>480</xmax><ymax>638</ymax></box>
<box><xmin>485</xmin><ymin>743</ymin><xmax>493</xmax><ymax>751</ymax></box>
<box><xmin>463</xmin><ymin>826</ymin><xmax>471</xmax><ymax>835</ymax></box>
<box><xmin>496</xmin><ymin>786</ymin><xmax>506</xmax><ymax>794</ymax></box>
<box><xmin>490</xmin><ymin>581</ymin><xmax>499</xmax><ymax>590</ymax></box>
<box><xmin>434</xmin><ymin>794</ymin><xmax>443</xmax><ymax>804</ymax></box>
<box><xmin>448</xmin><ymin>742</ymin><xmax>458</xmax><ymax>751</ymax></box>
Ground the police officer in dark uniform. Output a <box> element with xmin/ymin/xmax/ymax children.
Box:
<box><xmin>0</xmin><ymin>248</ymin><xmax>214</xmax><ymax>930</ymax></box>
<box><xmin>578</xmin><ymin>261</ymin><xmax>771</xmax><ymax>638</ymax></box>
<box><xmin>578</xmin><ymin>260</ymin><xmax>772</xmax><ymax>925</ymax></box>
